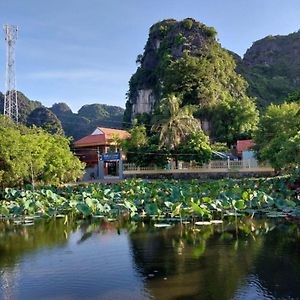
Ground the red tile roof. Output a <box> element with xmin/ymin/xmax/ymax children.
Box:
<box><xmin>236</xmin><ymin>140</ymin><xmax>255</xmax><ymax>153</ymax></box>
<box><xmin>98</xmin><ymin>127</ymin><xmax>131</xmax><ymax>139</ymax></box>
<box><xmin>74</xmin><ymin>127</ymin><xmax>130</xmax><ymax>147</ymax></box>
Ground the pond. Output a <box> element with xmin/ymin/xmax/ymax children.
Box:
<box><xmin>0</xmin><ymin>218</ymin><xmax>300</xmax><ymax>300</ymax></box>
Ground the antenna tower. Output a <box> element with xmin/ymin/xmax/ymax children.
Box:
<box><xmin>3</xmin><ymin>24</ymin><xmax>18</xmax><ymax>122</ymax></box>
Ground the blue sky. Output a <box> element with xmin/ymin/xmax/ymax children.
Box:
<box><xmin>0</xmin><ymin>0</ymin><xmax>300</xmax><ymax>112</ymax></box>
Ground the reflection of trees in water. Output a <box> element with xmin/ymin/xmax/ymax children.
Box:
<box><xmin>0</xmin><ymin>219</ymin><xmax>76</xmax><ymax>300</ymax></box>
<box><xmin>253</xmin><ymin>223</ymin><xmax>300</xmax><ymax>299</ymax></box>
<box><xmin>0</xmin><ymin>219</ymin><xmax>76</xmax><ymax>268</ymax></box>
<box><xmin>1</xmin><ymin>218</ymin><xmax>299</xmax><ymax>299</ymax></box>
<box><xmin>128</xmin><ymin>219</ymin><xmax>268</xmax><ymax>300</ymax></box>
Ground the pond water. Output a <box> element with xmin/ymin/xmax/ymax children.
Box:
<box><xmin>0</xmin><ymin>218</ymin><xmax>300</xmax><ymax>300</ymax></box>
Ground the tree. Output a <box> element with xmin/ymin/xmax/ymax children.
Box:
<box><xmin>125</xmin><ymin>135</ymin><xmax>169</xmax><ymax>168</ymax></box>
<box><xmin>255</xmin><ymin>102</ymin><xmax>300</xmax><ymax>171</ymax></box>
<box><xmin>0</xmin><ymin>116</ymin><xmax>84</xmax><ymax>187</ymax></box>
<box><xmin>177</xmin><ymin>131</ymin><xmax>212</xmax><ymax>165</ymax></box>
<box><xmin>207</xmin><ymin>95</ymin><xmax>259</xmax><ymax>144</ymax></box>
<box><xmin>286</xmin><ymin>89</ymin><xmax>300</xmax><ymax>103</ymax></box>
<box><xmin>152</xmin><ymin>94</ymin><xmax>201</xmax><ymax>150</ymax></box>
<box><xmin>126</xmin><ymin>121</ymin><xmax>148</xmax><ymax>149</ymax></box>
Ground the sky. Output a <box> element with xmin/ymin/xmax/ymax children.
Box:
<box><xmin>0</xmin><ymin>0</ymin><xmax>300</xmax><ymax>112</ymax></box>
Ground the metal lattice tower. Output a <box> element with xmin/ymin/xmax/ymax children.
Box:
<box><xmin>3</xmin><ymin>24</ymin><xmax>18</xmax><ymax>122</ymax></box>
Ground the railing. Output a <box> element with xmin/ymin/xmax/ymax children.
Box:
<box><xmin>123</xmin><ymin>159</ymin><xmax>272</xmax><ymax>173</ymax></box>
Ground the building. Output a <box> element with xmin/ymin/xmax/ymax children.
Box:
<box><xmin>236</xmin><ymin>140</ymin><xmax>255</xmax><ymax>158</ymax></box>
<box><xmin>74</xmin><ymin>127</ymin><xmax>131</xmax><ymax>179</ymax></box>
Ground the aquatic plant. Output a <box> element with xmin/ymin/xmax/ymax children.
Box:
<box><xmin>0</xmin><ymin>176</ymin><xmax>299</xmax><ymax>224</ymax></box>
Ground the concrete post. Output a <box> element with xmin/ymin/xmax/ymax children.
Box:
<box><xmin>99</xmin><ymin>160</ymin><xmax>104</xmax><ymax>179</ymax></box>
<box><xmin>119</xmin><ymin>159</ymin><xmax>123</xmax><ymax>179</ymax></box>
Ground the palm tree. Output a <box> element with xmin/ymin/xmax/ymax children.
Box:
<box><xmin>152</xmin><ymin>94</ymin><xmax>201</xmax><ymax>166</ymax></box>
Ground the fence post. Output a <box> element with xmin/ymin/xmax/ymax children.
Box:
<box><xmin>119</xmin><ymin>157</ymin><xmax>123</xmax><ymax>179</ymax></box>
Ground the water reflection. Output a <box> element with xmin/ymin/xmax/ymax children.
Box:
<box><xmin>0</xmin><ymin>218</ymin><xmax>299</xmax><ymax>299</ymax></box>
<box><xmin>127</xmin><ymin>218</ymin><xmax>300</xmax><ymax>300</ymax></box>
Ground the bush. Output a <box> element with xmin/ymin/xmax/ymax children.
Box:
<box><xmin>183</xmin><ymin>19</ymin><xmax>193</xmax><ymax>30</ymax></box>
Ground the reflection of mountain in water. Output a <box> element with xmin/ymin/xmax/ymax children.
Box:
<box><xmin>128</xmin><ymin>220</ymin><xmax>266</xmax><ymax>300</ymax></box>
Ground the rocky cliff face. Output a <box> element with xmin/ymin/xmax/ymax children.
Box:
<box><xmin>238</xmin><ymin>31</ymin><xmax>300</xmax><ymax>109</ymax></box>
<box><xmin>126</xmin><ymin>20</ymin><xmax>300</xmax><ymax>117</ymax></box>
<box><xmin>125</xmin><ymin>18</ymin><xmax>217</xmax><ymax>121</ymax></box>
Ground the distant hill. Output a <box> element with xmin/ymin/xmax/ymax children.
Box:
<box><xmin>0</xmin><ymin>91</ymin><xmax>42</xmax><ymax>123</ymax></box>
<box><xmin>0</xmin><ymin>92</ymin><xmax>125</xmax><ymax>140</ymax></box>
<box><xmin>50</xmin><ymin>102</ymin><xmax>125</xmax><ymax>140</ymax></box>
<box><xmin>236</xmin><ymin>31</ymin><xmax>300</xmax><ymax>109</ymax></box>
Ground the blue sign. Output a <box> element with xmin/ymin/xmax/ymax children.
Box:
<box><xmin>101</xmin><ymin>152</ymin><xmax>121</xmax><ymax>161</ymax></box>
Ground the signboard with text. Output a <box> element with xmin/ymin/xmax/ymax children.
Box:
<box><xmin>101</xmin><ymin>152</ymin><xmax>121</xmax><ymax>161</ymax></box>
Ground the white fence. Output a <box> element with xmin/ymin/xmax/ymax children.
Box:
<box><xmin>123</xmin><ymin>159</ymin><xmax>272</xmax><ymax>174</ymax></box>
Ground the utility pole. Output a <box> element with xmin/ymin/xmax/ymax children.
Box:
<box><xmin>3</xmin><ymin>24</ymin><xmax>18</xmax><ymax>122</ymax></box>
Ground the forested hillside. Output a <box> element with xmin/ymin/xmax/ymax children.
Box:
<box><xmin>237</xmin><ymin>31</ymin><xmax>300</xmax><ymax>109</ymax></box>
<box><xmin>0</xmin><ymin>93</ymin><xmax>124</xmax><ymax>140</ymax></box>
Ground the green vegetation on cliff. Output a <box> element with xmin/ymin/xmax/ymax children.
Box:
<box><xmin>0</xmin><ymin>91</ymin><xmax>42</xmax><ymax>123</ymax></box>
<box><xmin>125</xmin><ymin>18</ymin><xmax>258</xmax><ymax>145</ymax></box>
<box><xmin>238</xmin><ymin>31</ymin><xmax>300</xmax><ymax>109</ymax></box>
<box><xmin>27</xmin><ymin>107</ymin><xmax>64</xmax><ymax>135</ymax></box>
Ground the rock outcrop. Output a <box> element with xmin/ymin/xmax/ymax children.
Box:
<box><xmin>124</xmin><ymin>18</ymin><xmax>217</xmax><ymax>121</ymax></box>
<box><xmin>238</xmin><ymin>31</ymin><xmax>300</xmax><ymax>109</ymax></box>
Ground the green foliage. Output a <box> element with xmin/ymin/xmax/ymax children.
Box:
<box><xmin>51</xmin><ymin>103</ymin><xmax>125</xmax><ymax>140</ymax></box>
<box><xmin>126</xmin><ymin>121</ymin><xmax>148</xmax><ymax>148</ymax></box>
<box><xmin>207</xmin><ymin>95</ymin><xmax>259</xmax><ymax>144</ymax></box>
<box><xmin>206</xmin><ymin>26</ymin><xmax>217</xmax><ymax>37</ymax></box>
<box><xmin>125</xmin><ymin>18</ymin><xmax>258</xmax><ymax>146</ymax></box>
<box><xmin>174</xmin><ymin>33</ymin><xmax>187</xmax><ymax>45</ymax></box>
<box><xmin>27</xmin><ymin>107</ymin><xmax>64</xmax><ymax>135</ymax></box>
<box><xmin>1</xmin><ymin>91</ymin><xmax>126</xmax><ymax>141</ymax></box>
<box><xmin>1</xmin><ymin>176</ymin><xmax>300</xmax><ymax>222</ymax></box>
<box><xmin>78</xmin><ymin>104</ymin><xmax>124</xmax><ymax>120</ymax></box>
<box><xmin>0</xmin><ymin>116</ymin><xmax>84</xmax><ymax>187</ymax></box>
<box><xmin>177</xmin><ymin>131</ymin><xmax>212</xmax><ymax>165</ymax></box>
<box><xmin>183</xmin><ymin>19</ymin><xmax>193</xmax><ymax>30</ymax></box>
<box><xmin>255</xmin><ymin>102</ymin><xmax>300</xmax><ymax>171</ymax></box>
<box><xmin>51</xmin><ymin>102</ymin><xmax>73</xmax><ymax>115</ymax></box>
<box><xmin>151</xmin><ymin>94</ymin><xmax>201</xmax><ymax>150</ymax></box>
<box><xmin>0</xmin><ymin>91</ymin><xmax>42</xmax><ymax>123</ymax></box>
<box><xmin>211</xmin><ymin>142</ymin><xmax>230</xmax><ymax>153</ymax></box>
<box><xmin>239</xmin><ymin>31</ymin><xmax>300</xmax><ymax>110</ymax></box>
<box><xmin>124</xmin><ymin>124</ymin><xmax>169</xmax><ymax>167</ymax></box>
<box><xmin>285</xmin><ymin>89</ymin><xmax>300</xmax><ymax>103</ymax></box>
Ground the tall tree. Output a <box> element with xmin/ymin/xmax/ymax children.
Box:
<box><xmin>152</xmin><ymin>94</ymin><xmax>201</xmax><ymax>150</ymax></box>
<box><xmin>177</xmin><ymin>131</ymin><xmax>212</xmax><ymax>165</ymax></box>
<box><xmin>0</xmin><ymin>116</ymin><xmax>84</xmax><ymax>187</ymax></box>
<box><xmin>255</xmin><ymin>102</ymin><xmax>300</xmax><ymax>171</ymax></box>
